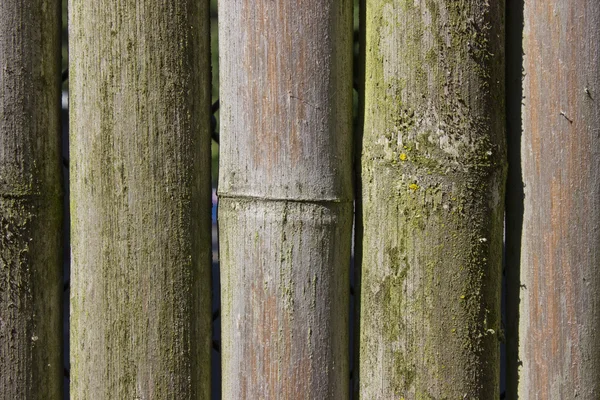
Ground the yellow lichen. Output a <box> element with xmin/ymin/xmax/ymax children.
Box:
<box><xmin>409</xmin><ymin>183</ymin><xmax>419</xmax><ymax>191</ymax></box>
<box><xmin>399</xmin><ymin>152</ymin><xmax>407</xmax><ymax>161</ymax></box>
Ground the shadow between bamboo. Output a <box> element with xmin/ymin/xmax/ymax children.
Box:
<box><xmin>351</xmin><ymin>0</ymin><xmax>366</xmax><ymax>397</ymax></box>
<box><xmin>504</xmin><ymin>0</ymin><xmax>525</xmax><ymax>397</ymax></box>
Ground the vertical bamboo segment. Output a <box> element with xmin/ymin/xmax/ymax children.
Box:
<box><xmin>69</xmin><ymin>1</ymin><xmax>211</xmax><ymax>398</ymax></box>
<box><xmin>0</xmin><ymin>0</ymin><xmax>62</xmax><ymax>398</ymax></box>
<box><xmin>519</xmin><ymin>1</ymin><xmax>600</xmax><ymax>398</ymax></box>
<box><xmin>358</xmin><ymin>0</ymin><xmax>506</xmax><ymax>398</ymax></box>
<box><xmin>218</xmin><ymin>1</ymin><xmax>354</xmax><ymax>398</ymax></box>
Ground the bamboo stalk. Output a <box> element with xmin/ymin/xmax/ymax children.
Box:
<box><xmin>519</xmin><ymin>1</ymin><xmax>600</xmax><ymax>398</ymax></box>
<box><xmin>69</xmin><ymin>1</ymin><xmax>212</xmax><ymax>397</ymax></box>
<box><xmin>0</xmin><ymin>0</ymin><xmax>63</xmax><ymax>397</ymax></box>
<box><xmin>218</xmin><ymin>1</ymin><xmax>354</xmax><ymax>397</ymax></box>
<box><xmin>358</xmin><ymin>0</ymin><xmax>506</xmax><ymax>397</ymax></box>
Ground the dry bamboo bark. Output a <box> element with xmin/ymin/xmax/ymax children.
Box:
<box><xmin>518</xmin><ymin>1</ymin><xmax>600</xmax><ymax>398</ymax></box>
<box><xmin>0</xmin><ymin>0</ymin><xmax>63</xmax><ymax>398</ymax></box>
<box><xmin>218</xmin><ymin>0</ymin><xmax>354</xmax><ymax>398</ymax></box>
<box><xmin>358</xmin><ymin>0</ymin><xmax>506</xmax><ymax>398</ymax></box>
<box><xmin>69</xmin><ymin>1</ymin><xmax>211</xmax><ymax>398</ymax></box>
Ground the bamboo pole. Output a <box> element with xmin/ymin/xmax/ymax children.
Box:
<box><xmin>518</xmin><ymin>1</ymin><xmax>600</xmax><ymax>398</ymax></box>
<box><xmin>0</xmin><ymin>0</ymin><xmax>63</xmax><ymax>398</ymax></box>
<box><xmin>358</xmin><ymin>0</ymin><xmax>506</xmax><ymax>397</ymax></box>
<box><xmin>218</xmin><ymin>1</ymin><xmax>354</xmax><ymax>397</ymax></box>
<box><xmin>69</xmin><ymin>1</ymin><xmax>212</xmax><ymax>397</ymax></box>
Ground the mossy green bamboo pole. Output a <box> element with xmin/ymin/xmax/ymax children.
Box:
<box><xmin>69</xmin><ymin>1</ymin><xmax>211</xmax><ymax>398</ymax></box>
<box><xmin>0</xmin><ymin>0</ymin><xmax>62</xmax><ymax>398</ymax></box>
<box><xmin>358</xmin><ymin>0</ymin><xmax>506</xmax><ymax>398</ymax></box>
<box><xmin>218</xmin><ymin>1</ymin><xmax>353</xmax><ymax>398</ymax></box>
<box><xmin>518</xmin><ymin>1</ymin><xmax>600</xmax><ymax>398</ymax></box>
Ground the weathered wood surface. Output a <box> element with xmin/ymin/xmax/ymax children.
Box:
<box><xmin>358</xmin><ymin>0</ymin><xmax>506</xmax><ymax>398</ymax></box>
<box><xmin>519</xmin><ymin>1</ymin><xmax>600</xmax><ymax>398</ymax></box>
<box><xmin>0</xmin><ymin>0</ymin><xmax>63</xmax><ymax>398</ymax></box>
<box><xmin>69</xmin><ymin>1</ymin><xmax>212</xmax><ymax>398</ymax></box>
<box><xmin>218</xmin><ymin>0</ymin><xmax>354</xmax><ymax>398</ymax></box>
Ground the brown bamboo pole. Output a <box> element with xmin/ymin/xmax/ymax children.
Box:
<box><xmin>218</xmin><ymin>1</ymin><xmax>354</xmax><ymax>398</ymax></box>
<box><xmin>518</xmin><ymin>1</ymin><xmax>600</xmax><ymax>398</ymax></box>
